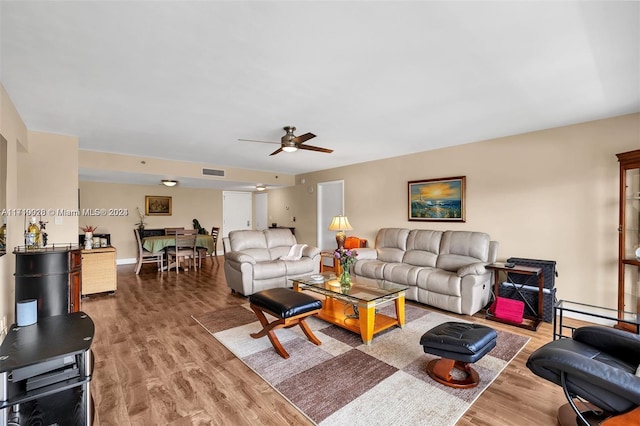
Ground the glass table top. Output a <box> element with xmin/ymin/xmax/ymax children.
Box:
<box><xmin>556</xmin><ymin>299</ymin><xmax>640</xmax><ymax>325</ymax></box>
<box><xmin>291</xmin><ymin>272</ymin><xmax>408</xmax><ymax>303</ymax></box>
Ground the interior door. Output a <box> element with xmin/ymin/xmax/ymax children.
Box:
<box><xmin>254</xmin><ymin>192</ymin><xmax>268</xmax><ymax>230</ymax></box>
<box><xmin>317</xmin><ymin>180</ymin><xmax>344</xmax><ymax>268</ymax></box>
<box><xmin>222</xmin><ymin>191</ymin><xmax>252</xmax><ymax>237</ymax></box>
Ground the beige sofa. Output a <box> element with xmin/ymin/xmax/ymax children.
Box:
<box><xmin>223</xmin><ymin>228</ymin><xmax>321</xmax><ymax>296</ymax></box>
<box><xmin>353</xmin><ymin>228</ymin><xmax>498</xmax><ymax>315</ymax></box>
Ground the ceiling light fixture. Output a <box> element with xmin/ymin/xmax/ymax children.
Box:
<box><xmin>161</xmin><ymin>179</ymin><xmax>178</xmax><ymax>187</ymax></box>
<box><xmin>282</xmin><ymin>139</ymin><xmax>298</xmax><ymax>153</ymax></box>
<box><xmin>256</xmin><ymin>185</ymin><xmax>267</xmax><ymax>191</ymax></box>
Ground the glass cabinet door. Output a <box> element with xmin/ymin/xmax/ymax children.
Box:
<box><xmin>617</xmin><ymin>150</ymin><xmax>640</xmax><ymax>326</ymax></box>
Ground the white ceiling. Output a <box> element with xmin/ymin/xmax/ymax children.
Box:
<box><xmin>1</xmin><ymin>1</ymin><xmax>638</xmax><ymax>189</ymax></box>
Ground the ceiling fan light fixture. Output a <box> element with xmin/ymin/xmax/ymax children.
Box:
<box><xmin>162</xmin><ymin>179</ymin><xmax>178</xmax><ymax>187</ymax></box>
<box><xmin>282</xmin><ymin>146</ymin><xmax>298</xmax><ymax>153</ymax></box>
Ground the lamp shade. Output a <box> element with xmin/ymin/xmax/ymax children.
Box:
<box><xmin>328</xmin><ymin>215</ymin><xmax>353</xmax><ymax>232</ymax></box>
<box><xmin>329</xmin><ymin>215</ymin><xmax>352</xmax><ymax>249</ymax></box>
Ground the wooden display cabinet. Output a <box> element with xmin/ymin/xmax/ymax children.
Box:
<box><xmin>617</xmin><ymin>149</ymin><xmax>640</xmax><ymax>331</ymax></box>
<box><xmin>81</xmin><ymin>247</ymin><xmax>117</xmax><ymax>295</ymax></box>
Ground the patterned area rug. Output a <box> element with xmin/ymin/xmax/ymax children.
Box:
<box><xmin>193</xmin><ymin>303</ymin><xmax>529</xmax><ymax>426</ymax></box>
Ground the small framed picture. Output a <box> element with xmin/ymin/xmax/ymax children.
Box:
<box><xmin>145</xmin><ymin>196</ymin><xmax>172</xmax><ymax>216</ymax></box>
<box><xmin>408</xmin><ymin>176</ymin><xmax>466</xmax><ymax>222</ymax></box>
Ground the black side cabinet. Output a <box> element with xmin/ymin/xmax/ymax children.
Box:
<box><xmin>0</xmin><ymin>312</ymin><xmax>94</xmax><ymax>425</ymax></box>
<box><xmin>14</xmin><ymin>245</ymin><xmax>82</xmax><ymax>317</ymax></box>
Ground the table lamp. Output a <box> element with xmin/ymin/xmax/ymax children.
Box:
<box><xmin>328</xmin><ymin>215</ymin><xmax>353</xmax><ymax>249</ymax></box>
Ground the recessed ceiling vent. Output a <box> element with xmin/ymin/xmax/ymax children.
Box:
<box><xmin>202</xmin><ymin>168</ymin><xmax>225</xmax><ymax>177</ymax></box>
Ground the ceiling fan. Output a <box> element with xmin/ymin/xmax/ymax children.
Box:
<box><xmin>239</xmin><ymin>126</ymin><xmax>333</xmax><ymax>156</ymax></box>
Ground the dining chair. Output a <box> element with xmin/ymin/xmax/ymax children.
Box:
<box><xmin>197</xmin><ymin>226</ymin><xmax>220</xmax><ymax>267</ymax></box>
<box><xmin>134</xmin><ymin>228</ymin><xmax>164</xmax><ymax>274</ymax></box>
<box><xmin>165</xmin><ymin>229</ymin><xmax>198</xmax><ymax>273</ymax></box>
<box><xmin>164</xmin><ymin>227</ymin><xmax>185</xmax><ymax>235</ymax></box>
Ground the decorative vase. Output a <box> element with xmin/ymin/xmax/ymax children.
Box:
<box><xmin>84</xmin><ymin>232</ymin><xmax>93</xmax><ymax>250</ymax></box>
<box><xmin>340</xmin><ymin>269</ymin><xmax>351</xmax><ymax>292</ymax></box>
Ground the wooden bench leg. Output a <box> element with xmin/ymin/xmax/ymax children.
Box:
<box><xmin>249</xmin><ymin>304</ymin><xmax>321</xmax><ymax>359</ymax></box>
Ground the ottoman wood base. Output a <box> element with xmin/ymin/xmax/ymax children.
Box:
<box><xmin>426</xmin><ymin>358</ymin><xmax>480</xmax><ymax>389</ymax></box>
<box><xmin>249</xmin><ymin>304</ymin><xmax>322</xmax><ymax>359</ymax></box>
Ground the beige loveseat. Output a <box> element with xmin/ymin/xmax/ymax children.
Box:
<box><xmin>223</xmin><ymin>228</ymin><xmax>321</xmax><ymax>296</ymax></box>
<box><xmin>353</xmin><ymin>228</ymin><xmax>498</xmax><ymax>315</ymax></box>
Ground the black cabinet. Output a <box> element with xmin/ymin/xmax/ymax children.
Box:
<box><xmin>14</xmin><ymin>245</ymin><xmax>82</xmax><ymax>317</ymax></box>
<box><xmin>0</xmin><ymin>312</ymin><xmax>94</xmax><ymax>425</ymax></box>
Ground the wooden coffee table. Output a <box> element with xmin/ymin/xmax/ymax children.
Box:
<box><xmin>291</xmin><ymin>273</ymin><xmax>407</xmax><ymax>344</ymax></box>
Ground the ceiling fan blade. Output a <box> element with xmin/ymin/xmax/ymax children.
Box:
<box><xmin>297</xmin><ymin>144</ymin><xmax>333</xmax><ymax>154</ymax></box>
<box><xmin>238</xmin><ymin>138</ymin><xmax>280</xmax><ymax>145</ymax></box>
<box><xmin>294</xmin><ymin>132</ymin><xmax>316</xmax><ymax>144</ymax></box>
<box><xmin>269</xmin><ymin>147</ymin><xmax>283</xmax><ymax>156</ymax></box>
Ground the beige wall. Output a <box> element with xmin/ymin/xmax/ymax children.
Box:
<box><xmin>0</xmin><ymin>85</ymin><xmax>28</xmax><ymax>333</ymax></box>
<box><xmin>78</xmin><ymin>181</ymin><xmax>223</xmax><ymax>260</ymax></box>
<box><xmin>1</xmin><ymin>86</ymin><xmax>80</xmax><ymax>330</ymax></box>
<box><xmin>270</xmin><ymin>113</ymin><xmax>640</xmax><ymax>310</ymax></box>
<box><xmin>18</xmin><ymin>131</ymin><xmax>79</xmax><ymax>244</ymax></box>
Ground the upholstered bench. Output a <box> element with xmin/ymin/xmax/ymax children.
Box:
<box><xmin>248</xmin><ymin>288</ymin><xmax>323</xmax><ymax>359</ymax></box>
<box><xmin>420</xmin><ymin>321</ymin><xmax>497</xmax><ymax>388</ymax></box>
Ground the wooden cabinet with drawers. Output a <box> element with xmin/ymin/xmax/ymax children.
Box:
<box><xmin>81</xmin><ymin>246</ymin><xmax>117</xmax><ymax>295</ymax></box>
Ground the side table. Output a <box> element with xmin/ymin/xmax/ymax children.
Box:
<box><xmin>554</xmin><ymin>300</ymin><xmax>640</xmax><ymax>340</ymax></box>
<box><xmin>0</xmin><ymin>312</ymin><xmax>94</xmax><ymax>425</ymax></box>
<box><xmin>320</xmin><ymin>251</ymin><xmax>342</xmax><ymax>275</ymax></box>
<box><xmin>486</xmin><ymin>262</ymin><xmax>544</xmax><ymax>331</ymax></box>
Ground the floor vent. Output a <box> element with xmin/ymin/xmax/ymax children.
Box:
<box><xmin>202</xmin><ymin>168</ymin><xmax>225</xmax><ymax>177</ymax></box>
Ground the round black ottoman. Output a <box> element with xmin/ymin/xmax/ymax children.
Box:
<box><xmin>420</xmin><ymin>321</ymin><xmax>497</xmax><ymax>388</ymax></box>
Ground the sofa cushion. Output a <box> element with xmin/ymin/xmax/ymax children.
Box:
<box><xmin>427</xmin><ymin>270</ymin><xmax>462</xmax><ymax>296</ymax></box>
<box><xmin>384</xmin><ymin>263</ymin><xmax>436</xmax><ymax>287</ymax></box>
<box><xmin>264</xmin><ymin>228</ymin><xmax>298</xmax><ymax>259</ymax></box>
<box><xmin>228</xmin><ymin>230</ymin><xmax>272</xmax><ymax>262</ymax></box>
<box><xmin>403</xmin><ymin>229</ymin><xmax>442</xmax><ymax>267</ymax></box>
<box><xmin>253</xmin><ymin>260</ymin><xmax>287</xmax><ymax>280</ymax></box>
<box><xmin>354</xmin><ymin>259</ymin><xmax>386</xmax><ymax>280</ymax></box>
<box><xmin>375</xmin><ymin>228</ymin><xmax>410</xmax><ymax>263</ymax></box>
<box><xmin>265</xmin><ymin>228</ymin><xmax>297</xmax><ymax>247</ymax></box>
<box><xmin>283</xmin><ymin>257</ymin><xmax>317</xmax><ymax>275</ymax></box>
<box><xmin>436</xmin><ymin>231</ymin><xmax>490</xmax><ymax>272</ymax></box>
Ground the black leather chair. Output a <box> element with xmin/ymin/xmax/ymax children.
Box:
<box><xmin>526</xmin><ymin>326</ymin><xmax>640</xmax><ymax>425</ymax></box>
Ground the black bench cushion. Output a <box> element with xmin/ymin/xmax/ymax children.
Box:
<box><xmin>420</xmin><ymin>322</ymin><xmax>497</xmax><ymax>363</ymax></box>
<box><xmin>249</xmin><ymin>288</ymin><xmax>322</xmax><ymax>319</ymax></box>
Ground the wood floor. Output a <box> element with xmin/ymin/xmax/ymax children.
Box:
<box><xmin>81</xmin><ymin>258</ymin><xmax>570</xmax><ymax>425</ymax></box>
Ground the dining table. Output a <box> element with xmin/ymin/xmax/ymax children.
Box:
<box><xmin>142</xmin><ymin>234</ymin><xmax>216</xmax><ymax>255</ymax></box>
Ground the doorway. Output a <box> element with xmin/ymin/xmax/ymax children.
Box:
<box><xmin>317</xmin><ymin>180</ymin><xmax>344</xmax><ymax>268</ymax></box>
<box><xmin>222</xmin><ymin>191</ymin><xmax>252</xmax><ymax>237</ymax></box>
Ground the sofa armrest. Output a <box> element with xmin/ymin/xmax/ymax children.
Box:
<box><xmin>225</xmin><ymin>251</ymin><xmax>257</xmax><ymax>264</ymax></box>
<box><xmin>355</xmin><ymin>247</ymin><xmax>378</xmax><ymax>260</ymax></box>
<box><xmin>302</xmin><ymin>245</ymin><xmax>321</xmax><ymax>258</ymax></box>
<box><xmin>457</xmin><ymin>262</ymin><xmax>487</xmax><ymax>277</ymax></box>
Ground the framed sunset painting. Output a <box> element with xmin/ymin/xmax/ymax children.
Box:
<box><xmin>408</xmin><ymin>176</ymin><xmax>466</xmax><ymax>222</ymax></box>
